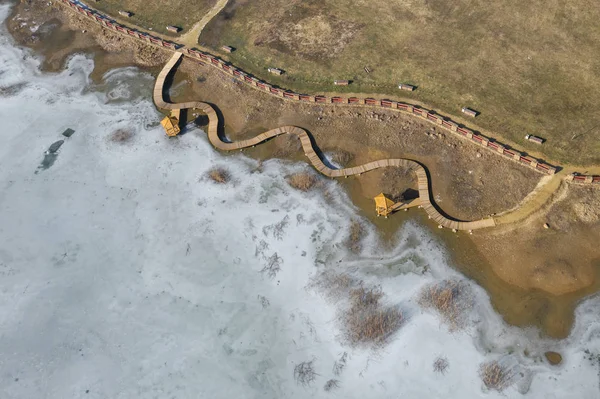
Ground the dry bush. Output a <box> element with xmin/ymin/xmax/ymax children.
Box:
<box><xmin>433</xmin><ymin>357</ymin><xmax>449</xmax><ymax>374</ymax></box>
<box><xmin>207</xmin><ymin>167</ymin><xmax>230</xmax><ymax>184</ymax></box>
<box><xmin>287</xmin><ymin>172</ymin><xmax>317</xmax><ymax>191</ymax></box>
<box><xmin>294</xmin><ymin>360</ymin><xmax>317</xmax><ymax>386</ymax></box>
<box><xmin>479</xmin><ymin>360</ymin><xmax>515</xmax><ymax>392</ymax></box>
<box><xmin>109</xmin><ymin>129</ymin><xmax>134</xmax><ymax>143</ymax></box>
<box><xmin>418</xmin><ymin>280</ymin><xmax>473</xmax><ymax>330</ymax></box>
<box><xmin>346</xmin><ymin>220</ymin><xmax>365</xmax><ymax>254</ymax></box>
<box><xmin>344</xmin><ymin>286</ymin><xmax>403</xmax><ymax>346</ymax></box>
<box><xmin>260</xmin><ymin>253</ymin><xmax>282</xmax><ymax>279</ymax></box>
<box><xmin>323</xmin><ymin>379</ymin><xmax>340</xmax><ymax>392</ymax></box>
<box><xmin>332</xmin><ymin>352</ymin><xmax>348</xmax><ymax>376</ymax></box>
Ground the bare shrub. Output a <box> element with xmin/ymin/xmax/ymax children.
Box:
<box><xmin>207</xmin><ymin>167</ymin><xmax>230</xmax><ymax>184</ymax></box>
<box><xmin>294</xmin><ymin>360</ymin><xmax>318</xmax><ymax>386</ymax></box>
<box><xmin>344</xmin><ymin>286</ymin><xmax>403</xmax><ymax>346</ymax></box>
<box><xmin>345</xmin><ymin>220</ymin><xmax>365</xmax><ymax>254</ymax></box>
<box><xmin>262</xmin><ymin>215</ymin><xmax>290</xmax><ymax>240</ymax></box>
<box><xmin>109</xmin><ymin>129</ymin><xmax>134</xmax><ymax>143</ymax></box>
<box><xmin>433</xmin><ymin>357</ymin><xmax>449</xmax><ymax>374</ymax></box>
<box><xmin>260</xmin><ymin>253</ymin><xmax>282</xmax><ymax>279</ymax></box>
<box><xmin>287</xmin><ymin>172</ymin><xmax>317</xmax><ymax>191</ymax></box>
<box><xmin>324</xmin><ymin>379</ymin><xmax>340</xmax><ymax>392</ymax></box>
<box><xmin>418</xmin><ymin>280</ymin><xmax>473</xmax><ymax>330</ymax></box>
<box><xmin>332</xmin><ymin>352</ymin><xmax>348</xmax><ymax>376</ymax></box>
<box><xmin>479</xmin><ymin>360</ymin><xmax>515</xmax><ymax>392</ymax></box>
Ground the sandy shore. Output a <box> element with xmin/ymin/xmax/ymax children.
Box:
<box><xmin>7</xmin><ymin>0</ymin><xmax>600</xmax><ymax>338</ymax></box>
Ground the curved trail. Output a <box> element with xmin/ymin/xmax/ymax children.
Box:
<box><xmin>154</xmin><ymin>52</ymin><xmax>496</xmax><ymax>231</ymax></box>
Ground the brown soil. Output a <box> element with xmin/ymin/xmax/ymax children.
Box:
<box><xmin>545</xmin><ymin>351</ymin><xmax>563</xmax><ymax>366</ymax></box>
<box><xmin>474</xmin><ymin>184</ymin><xmax>600</xmax><ymax>296</ymax></box>
<box><xmin>11</xmin><ymin>0</ymin><xmax>600</xmax><ymax>339</ymax></box>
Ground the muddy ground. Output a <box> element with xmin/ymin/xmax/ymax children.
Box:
<box><xmin>7</xmin><ymin>0</ymin><xmax>600</xmax><ymax>339</ymax></box>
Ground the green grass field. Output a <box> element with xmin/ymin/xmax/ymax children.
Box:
<box><xmin>92</xmin><ymin>0</ymin><xmax>217</xmax><ymax>35</ymax></box>
<box><xmin>195</xmin><ymin>0</ymin><xmax>600</xmax><ymax>166</ymax></box>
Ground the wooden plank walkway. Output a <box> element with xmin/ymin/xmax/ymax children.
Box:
<box><xmin>155</xmin><ymin>52</ymin><xmax>496</xmax><ymax>231</ymax></box>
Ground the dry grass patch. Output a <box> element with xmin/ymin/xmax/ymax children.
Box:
<box><xmin>287</xmin><ymin>172</ymin><xmax>317</xmax><ymax>191</ymax></box>
<box><xmin>419</xmin><ymin>280</ymin><xmax>473</xmax><ymax>330</ymax></box>
<box><xmin>346</xmin><ymin>220</ymin><xmax>365</xmax><ymax>254</ymax></box>
<box><xmin>308</xmin><ymin>271</ymin><xmax>355</xmax><ymax>301</ymax></box>
<box><xmin>479</xmin><ymin>360</ymin><xmax>515</xmax><ymax>392</ymax></box>
<box><xmin>207</xmin><ymin>167</ymin><xmax>230</xmax><ymax>184</ymax></box>
<box><xmin>309</xmin><ymin>272</ymin><xmax>403</xmax><ymax>346</ymax></box>
<box><xmin>344</xmin><ymin>286</ymin><xmax>403</xmax><ymax>346</ymax></box>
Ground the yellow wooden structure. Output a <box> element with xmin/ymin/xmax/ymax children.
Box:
<box><xmin>160</xmin><ymin>109</ymin><xmax>181</xmax><ymax>137</ymax></box>
<box><xmin>374</xmin><ymin>193</ymin><xmax>395</xmax><ymax>218</ymax></box>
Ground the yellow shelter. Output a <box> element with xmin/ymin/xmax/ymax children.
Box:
<box><xmin>374</xmin><ymin>193</ymin><xmax>395</xmax><ymax>217</ymax></box>
<box><xmin>160</xmin><ymin>109</ymin><xmax>181</xmax><ymax>137</ymax></box>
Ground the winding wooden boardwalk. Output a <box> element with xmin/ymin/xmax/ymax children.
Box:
<box><xmin>154</xmin><ymin>52</ymin><xmax>496</xmax><ymax>231</ymax></box>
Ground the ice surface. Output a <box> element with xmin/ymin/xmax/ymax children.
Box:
<box><xmin>1</xmin><ymin>4</ymin><xmax>600</xmax><ymax>398</ymax></box>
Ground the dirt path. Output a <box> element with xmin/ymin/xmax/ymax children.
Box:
<box><xmin>178</xmin><ymin>0</ymin><xmax>229</xmax><ymax>47</ymax></box>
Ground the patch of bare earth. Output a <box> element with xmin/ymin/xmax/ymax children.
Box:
<box><xmin>474</xmin><ymin>183</ymin><xmax>600</xmax><ymax>296</ymax></box>
<box><xmin>258</xmin><ymin>13</ymin><xmax>362</xmax><ymax>61</ymax></box>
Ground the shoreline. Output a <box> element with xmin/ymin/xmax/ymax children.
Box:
<box><xmin>6</xmin><ymin>0</ymin><xmax>600</xmax><ymax>339</ymax></box>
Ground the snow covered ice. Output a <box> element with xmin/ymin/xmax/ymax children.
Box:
<box><xmin>1</xmin><ymin>4</ymin><xmax>600</xmax><ymax>398</ymax></box>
